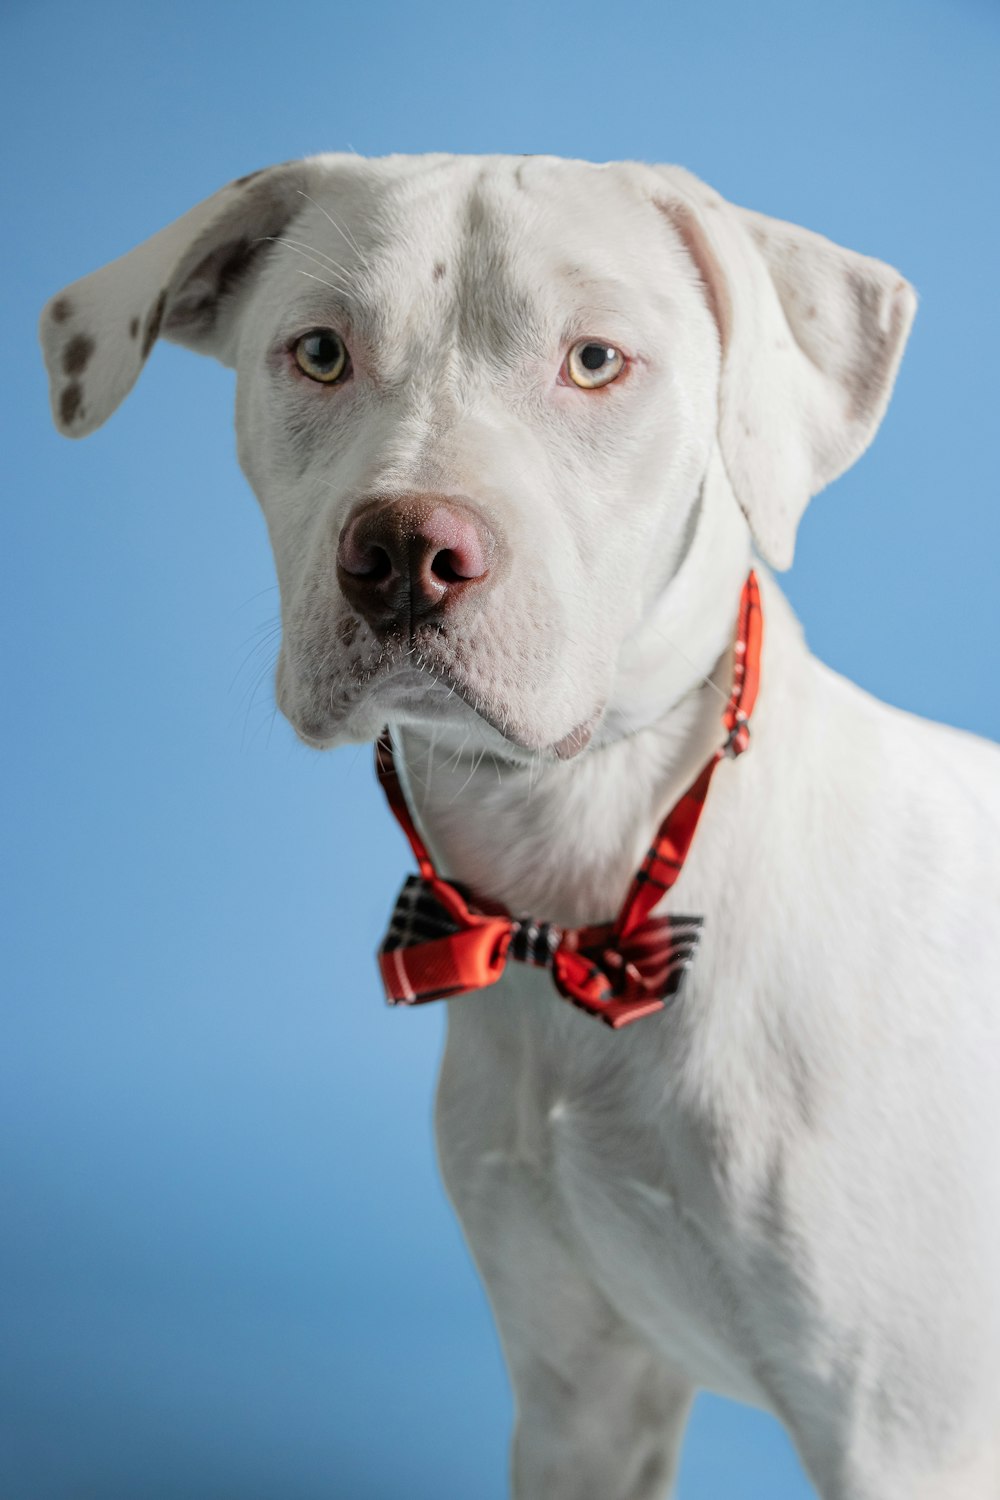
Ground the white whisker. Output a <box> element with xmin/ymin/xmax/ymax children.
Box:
<box><xmin>295</xmin><ymin>267</ymin><xmax>355</xmax><ymax>296</ymax></box>
<box><xmin>259</xmin><ymin>237</ymin><xmax>356</xmax><ymax>296</ymax></box>
<box><xmin>296</xmin><ymin>189</ymin><xmax>368</xmax><ymax>264</ymax></box>
<box><xmin>262</xmin><ymin>234</ymin><xmax>357</xmax><ymax>283</ymax></box>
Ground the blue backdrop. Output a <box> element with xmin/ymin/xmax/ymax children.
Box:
<box><xmin>3</xmin><ymin>2</ymin><xmax>998</xmax><ymax>1496</ymax></box>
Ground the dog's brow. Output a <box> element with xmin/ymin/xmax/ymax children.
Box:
<box><xmin>275</xmin><ymin>255</ymin><xmax>387</xmax><ymax>348</ymax></box>
<box><xmin>312</xmin><ymin>288</ymin><xmax>393</xmax><ymax>352</ymax></box>
<box><xmin>260</xmin><ymin>236</ymin><xmax>357</xmax><ymax>294</ymax></box>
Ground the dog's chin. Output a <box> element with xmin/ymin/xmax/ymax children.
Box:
<box><xmin>286</xmin><ymin>663</ymin><xmax>602</xmax><ymax>764</ymax></box>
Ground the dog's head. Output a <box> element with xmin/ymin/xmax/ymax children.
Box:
<box><xmin>40</xmin><ymin>154</ymin><xmax>915</xmax><ymax>759</ymax></box>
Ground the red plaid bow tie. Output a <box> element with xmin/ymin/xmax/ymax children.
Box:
<box><xmin>375</xmin><ymin>572</ymin><xmax>762</xmax><ymax>1029</ymax></box>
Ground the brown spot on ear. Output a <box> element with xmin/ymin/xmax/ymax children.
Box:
<box><xmin>433</xmin><ymin>261</ymin><xmax>446</xmax><ymax>281</ymax></box>
<box><xmin>51</xmin><ymin>297</ymin><xmax>72</xmax><ymax>324</ymax></box>
<box><xmin>63</xmin><ymin>333</ymin><xmax>95</xmax><ymax>376</ymax></box>
<box><xmin>233</xmin><ymin>159</ymin><xmax>295</xmax><ymax>188</ymax></box>
<box><xmin>60</xmin><ymin>383</ymin><xmax>83</xmax><ymax>424</ymax></box>
<box><xmin>141</xmin><ymin>290</ymin><xmax>167</xmax><ymax>359</ymax></box>
<box><xmin>806</xmin><ymin>305</ymin><xmax>818</xmax><ymax>319</ymax></box>
<box><xmin>129</xmin><ymin>317</ymin><xmax>140</xmax><ymax>339</ymax></box>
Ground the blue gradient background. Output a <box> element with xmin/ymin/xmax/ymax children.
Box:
<box><xmin>3</xmin><ymin>2</ymin><xmax>998</xmax><ymax>1495</ymax></box>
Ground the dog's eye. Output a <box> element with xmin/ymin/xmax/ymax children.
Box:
<box><xmin>293</xmin><ymin>329</ymin><xmax>350</xmax><ymax>384</ymax></box>
<box><xmin>565</xmin><ymin>340</ymin><xmax>626</xmax><ymax>390</ymax></box>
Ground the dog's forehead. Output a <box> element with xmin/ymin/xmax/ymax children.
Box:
<box><xmin>291</xmin><ymin>153</ymin><xmax>665</xmax><ymax>309</ymax></box>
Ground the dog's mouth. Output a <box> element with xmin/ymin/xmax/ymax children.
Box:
<box><xmin>289</xmin><ymin>632</ymin><xmax>602</xmax><ymax>761</ymax></box>
<box><xmin>369</xmin><ymin>660</ymin><xmax>601</xmax><ymax>760</ymax></box>
<box><xmin>453</xmin><ymin>682</ymin><xmax>600</xmax><ymax>759</ymax></box>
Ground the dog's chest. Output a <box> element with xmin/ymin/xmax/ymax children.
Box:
<box><xmin>442</xmin><ymin>969</ymin><xmax>793</xmax><ymax>1407</ymax></box>
<box><xmin>548</xmin><ymin>1071</ymin><xmax>778</xmax><ymax>1400</ymax></box>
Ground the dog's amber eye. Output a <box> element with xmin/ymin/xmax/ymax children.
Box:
<box><xmin>565</xmin><ymin>340</ymin><xmax>625</xmax><ymax>389</ymax></box>
<box><xmin>294</xmin><ymin>329</ymin><xmax>349</xmax><ymax>384</ymax></box>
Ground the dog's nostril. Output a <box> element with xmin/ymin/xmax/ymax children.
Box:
<box><xmin>431</xmin><ymin>549</ymin><xmax>470</xmax><ymax>584</ymax></box>
<box><xmin>356</xmin><ymin>545</ymin><xmax>393</xmax><ymax>582</ymax></box>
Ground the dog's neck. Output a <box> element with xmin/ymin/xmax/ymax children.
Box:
<box><xmin>392</xmin><ymin>454</ymin><xmax>766</xmax><ymax>929</ymax></box>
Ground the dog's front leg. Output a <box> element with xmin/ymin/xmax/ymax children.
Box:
<box><xmin>505</xmin><ymin>1247</ymin><xmax>693</xmax><ymax>1500</ymax></box>
<box><xmin>436</xmin><ymin>1024</ymin><xmax>693</xmax><ymax>1500</ymax></box>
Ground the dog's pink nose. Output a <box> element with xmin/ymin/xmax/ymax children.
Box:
<box><xmin>337</xmin><ymin>495</ymin><xmax>495</xmax><ymax>632</ymax></box>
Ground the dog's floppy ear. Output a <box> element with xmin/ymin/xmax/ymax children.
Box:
<box><xmin>648</xmin><ymin>165</ymin><xmax>917</xmax><ymax>569</ymax></box>
<box><xmin>40</xmin><ymin>159</ymin><xmax>319</xmax><ymax>438</ymax></box>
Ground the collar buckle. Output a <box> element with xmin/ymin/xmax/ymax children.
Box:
<box><xmin>723</xmin><ymin>712</ymin><xmax>751</xmax><ymax>759</ymax></box>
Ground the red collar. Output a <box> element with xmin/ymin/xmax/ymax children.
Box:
<box><xmin>373</xmin><ymin>571</ymin><xmax>762</xmax><ymax>1028</ymax></box>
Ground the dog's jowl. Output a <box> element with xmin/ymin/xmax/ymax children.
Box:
<box><xmin>41</xmin><ymin>154</ymin><xmax>1000</xmax><ymax>1500</ymax></box>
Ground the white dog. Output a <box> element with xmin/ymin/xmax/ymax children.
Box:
<box><xmin>41</xmin><ymin>154</ymin><xmax>1000</xmax><ymax>1499</ymax></box>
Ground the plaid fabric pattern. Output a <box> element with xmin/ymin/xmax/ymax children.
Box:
<box><xmin>381</xmin><ymin>874</ymin><xmax>469</xmax><ymax>952</ymax></box>
<box><xmin>612</xmin><ymin>913</ymin><xmax>704</xmax><ymax>995</ymax></box>
<box><xmin>374</xmin><ymin>573</ymin><xmax>762</xmax><ymax>1031</ymax></box>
